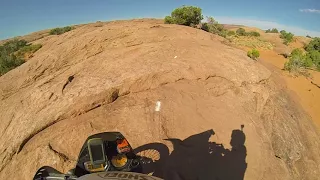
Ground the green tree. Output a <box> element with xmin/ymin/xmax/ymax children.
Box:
<box><xmin>304</xmin><ymin>37</ymin><xmax>320</xmax><ymax>70</ymax></box>
<box><xmin>306</xmin><ymin>50</ymin><xmax>320</xmax><ymax>69</ymax></box>
<box><xmin>284</xmin><ymin>38</ymin><xmax>320</xmax><ymax>73</ymax></box>
<box><xmin>280</xmin><ymin>30</ymin><xmax>294</xmax><ymax>45</ymax></box>
<box><xmin>271</xmin><ymin>28</ymin><xmax>278</xmax><ymax>33</ymax></box>
<box><xmin>166</xmin><ymin>6</ymin><xmax>203</xmax><ymax>26</ymax></box>
<box><xmin>304</xmin><ymin>37</ymin><xmax>320</xmax><ymax>52</ymax></box>
<box><xmin>206</xmin><ymin>17</ymin><xmax>224</xmax><ymax>33</ymax></box>
<box><xmin>284</xmin><ymin>48</ymin><xmax>311</xmax><ymax>72</ymax></box>
<box><xmin>236</xmin><ymin>28</ymin><xmax>246</xmax><ymax>36</ymax></box>
<box><xmin>164</xmin><ymin>16</ymin><xmax>174</xmax><ymax>24</ymax></box>
<box><xmin>285</xmin><ymin>49</ymin><xmax>304</xmax><ymax>71</ymax></box>
<box><xmin>200</xmin><ymin>16</ymin><xmax>226</xmax><ymax>37</ymax></box>
<box><xmin>266</xmin><ymin>28</ymin><xmax>278</xmax><ymax>33</ymax></box>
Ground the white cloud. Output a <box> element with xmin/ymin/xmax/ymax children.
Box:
<box><xmin>215</xmin><ymin>16</ymin><xmax>320</xmax><ymax>37</ymax></box>
<box><xmin>299</xmin><ymin>9</ymin><xmax>320</xmax><ymax>13</ymax></box>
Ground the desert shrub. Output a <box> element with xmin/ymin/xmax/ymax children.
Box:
<box><xmin>306</xmin><ymin>50</ymin><xmax>320</xmax><ymax>69</ymax></box>
<box><xmin>218</xmin><ymin>30</ymin><xmax>227</xmax><ymax>38</ymax></box>
<box><xmin>201</xmin><ymin>23</ymin><xmax>210</xmax><ymax>32</ymax></box>
<box><xmin>227</xmin><ymin>35</ymin><xmax>273</xmax><ymax>49</ymax></box>
<box><xmin>306</xmin><ymin>35</ymin><xmax>311</xmax><ymax>38</ymax></box>
<box><xmin>165</xmin><ymin>6</ymin><xmax>203</xmax><ymax>26</ymax></box>
<box><xmin>279</xmin><ymin>30</ymin><xmax>294</xmax><ymax>45</ymax></box>
<box><xmin>247</xmin><ymin>31</ymin><xmax>260</xmax><ymax>37</ymax></box>
<box><xmin>284</xmin><ymin>42</ymin><xmax>320</xmax><ymax>74</ymax></box>
<box><xmin>303</xmin><ymin>38</ymin><xmax>320</xmax><ymax>70</ymax></box>
<box><xmin>94</xmin><ymin>21</ymin><xmax>104</xmax><ymax>27</ymax></box>
<box><xmin>236</xmin><ymin>28</ymin><xmax>260</xmax><ymax>37</ymax></box>
<box><xmin>236</xmin><ymin>28</ymin><xmax>246</xmax><ymax>36</ymax></box>
<box><xmin>252</xmin><ymin>49</ymin><xmax>260</xmax><ymax>58</ymax></box>
<box><xmin>284</xmin><ymin>48</ymin><xmax>315</xmax><ymax>75</ymax></box>
<box><xmin>292</xmin><ymin>49</ymin><xmax>312</xmax><ymax>68</ymax></box>
<box><xmin>227</xmin><ymin>30</ymin><xmax>235</xmax><ymax>36</ymax></box>
<box><xmin>189</xmin><ymin>23</ymin><xmax>197</xmax><ymax>28</ymax></box>
<box><xmin>1</xmin><ymin>39</ymin><xmax>27</xmax><ymax>53</ymax></box>
<box><xmin>16</xmin><ymin>44</ymin><xmax>42</xmax><ymax>58</ymax></box>
<box><xmin>0</xmin><ymin>40</ymin><xmax>27</xmax><ymax>75</ymax></box>
<box><xmin>290</xmin><ymin>48</ymin><xmax>304</xmax><ymax>58</ymax></box>
<box><xmin>266</xmin><ymin>28</ymin><xmax>278</xmax><ymax>33</ymax></box>
<box><xmin>0</xmin><ymin>39</ymin><xmax>42</xmax><ymax>75</ymax></box>
<box><xmin>0</xmin><ymin>54</ymin><xmax>24</xmax><ymax>75</ymax></box>
<box><xmin>50</xmin><ymin>26</ymin><xmax>73</xmax><ymax>35</ymax></box>
<box><xmin>284</xmin><ymin>49</ymin><xmax>307</xmax><ymax>72</ymax></box>
<box><xmin>284</xmin><ymin>59</ymin><xmax>302</xmax><ymax>72</ymax></box>
<box><xmin>304</xmin><ymin>37</ymin><xmax>320</xmax><ymax>52</ymax></box>
<box><xmin>200</xmin><ymin>16</ymin><xmax>226</xmax><ymax>38</ymax></box>
<box><xmin>206</xmin><ymin>17</ymin><xmax>223</xmax><ymax>30</ymax></box>
<box><xmin>247</xmin><ymin>51</ymin><xmax>252</xmax><ymax>58</ymax></box>
<box><xmin>247</xmin><ymin>49</ymin><xmax>260</xmax><ymax>60</ymax></box>
<box><xmin>164</xmin><ymin>16</ymin><xmax>174</xmax><ymax>24</ymax></box>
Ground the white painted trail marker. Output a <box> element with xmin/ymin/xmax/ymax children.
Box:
<box><xmin>155</xmin><ymin>101</ymin><xmax>161</xmax><ymax>112</ymax></box>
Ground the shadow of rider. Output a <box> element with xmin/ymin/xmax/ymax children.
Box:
<box><xmin>136</xmin><ymin>126</ymin><xmax>247</xmax><ymax>180</ymax></box>
<box><xmin>164</xmin><ymin>130</ymin><xmax>215</xmax><ymax>180</ymax></box>
<box><xmin>221</xmin><ymin>128</ymin><xmax>247</xmax><ymax>180</ymax></box>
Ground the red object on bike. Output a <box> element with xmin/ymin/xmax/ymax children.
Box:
<box><xmin>116</xmin><ymin>139</ymin><xmax>130</xmax><ymax>153</ymax></box>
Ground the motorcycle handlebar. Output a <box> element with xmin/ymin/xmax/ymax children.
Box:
<box><xmin>34</xmin><ymin>173</ymin><xmax>77</xmax><ymax>180</ymax></box>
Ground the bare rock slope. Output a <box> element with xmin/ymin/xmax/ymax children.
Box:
<box><xmin>0</xmin><ymin>19</ymin><xmax>319</xmax><ymax>179</ymax></box>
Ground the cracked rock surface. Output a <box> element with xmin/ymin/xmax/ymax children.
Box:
<box><xmin>0</xmin><ymin>19</ymin><xmax>319</xmax><ymax>179</ymax></box>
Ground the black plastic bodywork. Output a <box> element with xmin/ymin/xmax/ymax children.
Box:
<box><xmin>74</xmin><ymin>132</ymin><xmax>142</xmax><ymax>177</ymax></box>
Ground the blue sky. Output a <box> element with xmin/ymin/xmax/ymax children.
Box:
<box><xmin>0</xmin><ymin>0</ymin><xmax>319</xmax><ymax>40</ymax></box>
